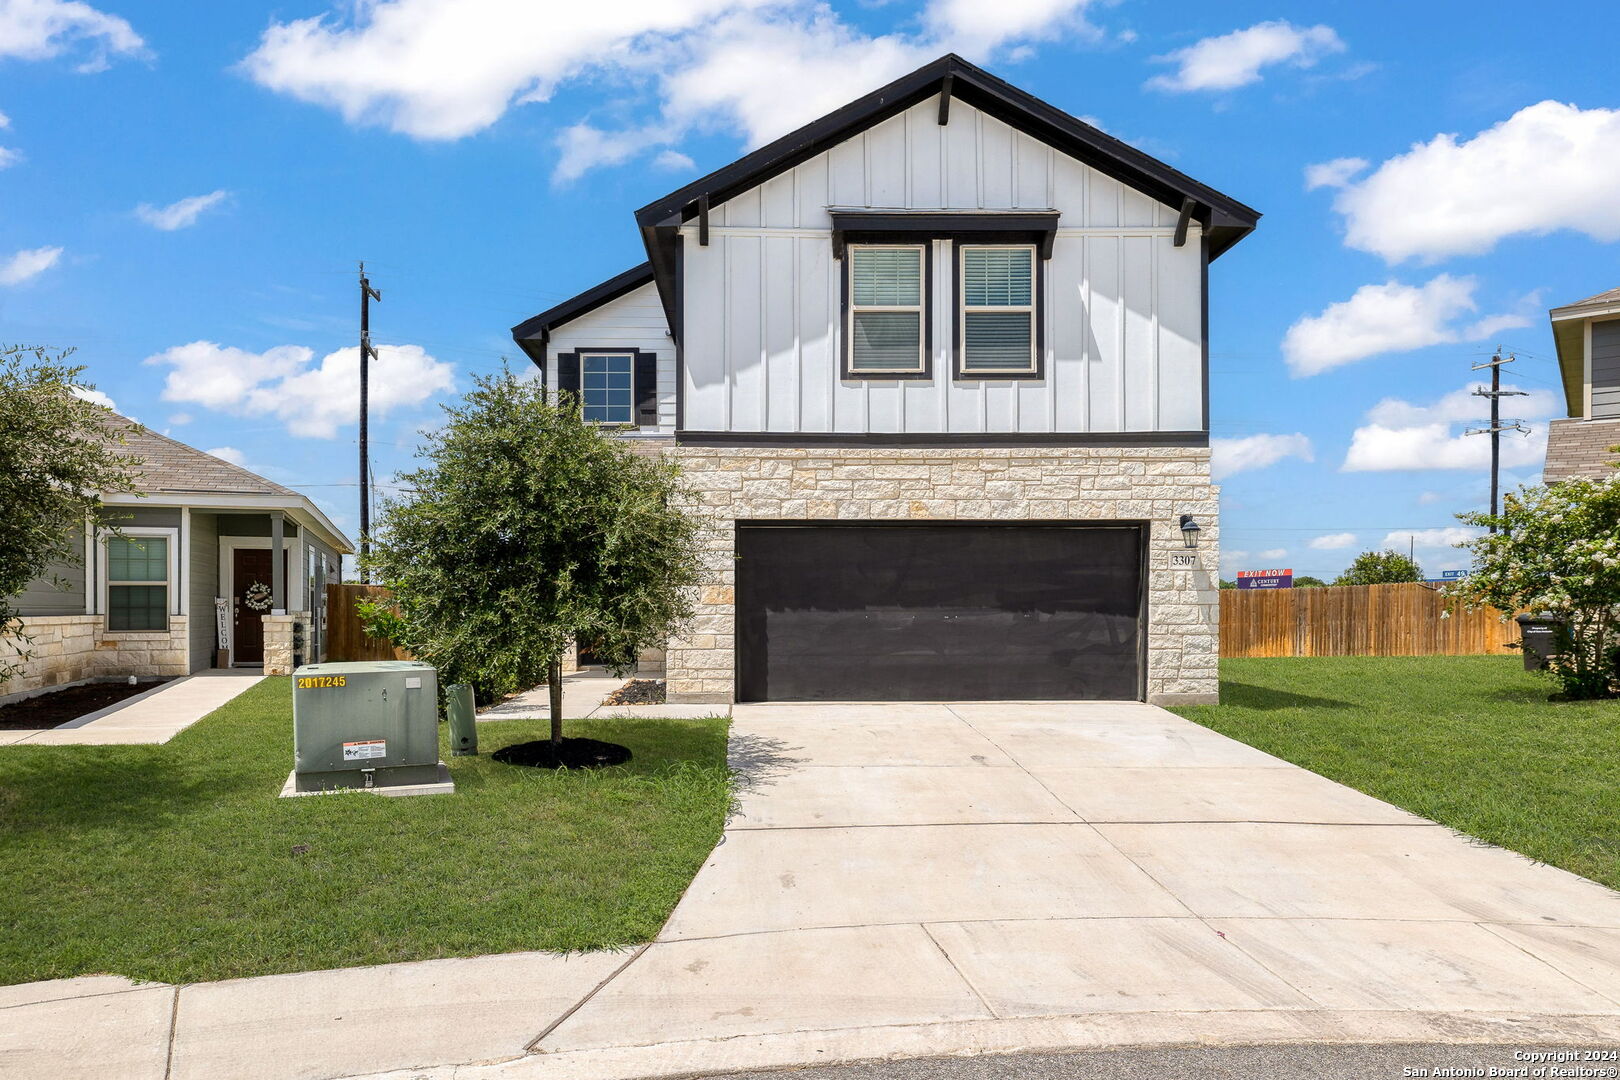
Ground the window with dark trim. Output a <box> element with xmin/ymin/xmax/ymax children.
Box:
<box><xmin>554</xmin><ymin>349</ymin><xmax>660</xmax><ymax>427</ymax></box>
<box><xmin>957</xmin><ymin>245</ymin><xmax>1039</xmax><ymax>377</ymax></box>
<box><xmin>844</xmin><ymin>244</ymin><xmax>929</xmax><ymax>378</ymax></box>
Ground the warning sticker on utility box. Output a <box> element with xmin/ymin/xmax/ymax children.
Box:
<box><xmin>343</xmin><ymin>739</ymin><xmax>387</xmax><ymax>761</ymax></box>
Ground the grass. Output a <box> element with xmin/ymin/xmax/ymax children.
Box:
<box><xmin>1173</xmin><ymin>655</ymin><xmax>1620</xmax><ymax>891</ymax></box>
<box><xmin>0</xmin><ymin>678</ymin><xmax>731</xmax><ymax>986</ymax></box>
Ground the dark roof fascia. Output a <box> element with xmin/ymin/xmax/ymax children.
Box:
<box><xmin>632</xmin><ymin>54</ymin><xmax>1261</xmax><ymax>311</ymax></box>
<box><xmin>510</xmin><ymin>262</ymin><xmax>656</xmax><ymax>367</ymax></box>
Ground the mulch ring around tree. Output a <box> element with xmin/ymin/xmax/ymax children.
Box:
<box><xmin>493</xmin><ymin>737</ymin><xmax>632</xmax><ymax>770</ymax></box>
<box><xmin>0</xmin><ymin>679</ymin><xmax>173</xmax><ymax>730</ymax></box>
<box><xmin>602</xmin><ymin>679</ymin><xmax>666</xmax><ymax>706</ymax></box>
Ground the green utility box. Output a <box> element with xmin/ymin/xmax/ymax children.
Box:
<box><xmin>290</xmin><ymin>660</ymin><xmax>444</xmax><ymax>794</ymax></box>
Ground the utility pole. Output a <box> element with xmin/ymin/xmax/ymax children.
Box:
<box><xmin>1466</xmin><ymin>349</ymin><xmax>1529</xmax><ymax>533</ymax></box>
<box><xmin>358</xmin><ymin>263</ymin><xmax>381</xmax><ymax>581</ymax></box>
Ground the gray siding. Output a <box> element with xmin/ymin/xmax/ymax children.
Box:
<box><xmin>1591</xmin><ymin>320</ymin><xmax>1620</xmax><ymax>419</ymax></box>
<box><xmin>16</xmin><ymin>551</ymin><xmax>86</xmax><ymax>617</ymax></box>
<box><xmin>217</xmin><ymin>514</ymin><xmax>299</xmax><ymax>538</ymax></box>
<box><xmin>188</xmin><ymin>512</ymin><xmax>220</xmax><ymax>671</ymax></box>
<box><xmin>101</xmin><ymin>507</ymin><xmax>182</xmax><ymax>529</ymax></box>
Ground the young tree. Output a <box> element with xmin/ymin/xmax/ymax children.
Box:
<box><xmin>1333</xmin><ymin>550</ymin><xmax>1423</xmax><ymax>585</ymax></box>
<box><xmin>1451</xmin><ymin>477</ymin><xmax>1620</xmax><ymax>699</ymax></box>
<box><xmin>363</xmin><ymin>370</ymin><xmax>702</xmax><ymax>755</ymax></box>
<box><xmin>0</xmin><ymin>346</ymin><xmax>139</xmax><ymax>686</ymax></box>
<box><xmin>1293</xmin><ymin>575</ymin><xmax>1329</xmax><ymax>588</ymax></box>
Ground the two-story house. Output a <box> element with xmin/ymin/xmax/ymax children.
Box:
<box><xmin>1544</xmin><ymin>286</ymin><xmax>1620</xmax><ymax>481</ymax></box>
<box><xmin>513</xmin><ymin>55</ymin><xmax>1259</xmax><ymax>707</ymax></box>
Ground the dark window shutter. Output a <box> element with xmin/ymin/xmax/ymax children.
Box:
<box><xmin>555</xmin><ymin>353</ymin><xmax>581</xmax><ymax>397</ymax></box>
<box><xmin>634</xmin><ymin>352</ymin><xmax>658</xmax><ymax>427</ymax></box>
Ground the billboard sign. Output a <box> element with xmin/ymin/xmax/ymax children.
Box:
<box><xmin>1426</xmin><ymin>570</ymin><xmax>1468</xmax><ymax>584</ymax></box>
<box><xmin>1237</xmin><ymin>568</ymin><xmax>1293</xmax><ymax>589</ymax></box>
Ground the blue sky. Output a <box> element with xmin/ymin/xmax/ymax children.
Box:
<box><xmin>3</xmin><ymin>0</ymin><xmax>1617</xmax><ymax>580</ymax></box>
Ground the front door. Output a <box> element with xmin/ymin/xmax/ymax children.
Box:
<box><xmin>231</xmin><ymin>549</ymin><xmax>275</xmax><ymax>665</ymax></box>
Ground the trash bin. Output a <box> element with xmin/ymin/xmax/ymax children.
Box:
<box><xmin>1515</xmin><ymin>614</ymin><xmax>1567</xmax><ymax>672</ymax></box>
<box><xmin>445</xmin><ymin>682</ymin><xmax>478</xmax><ymax>756</ymax></box>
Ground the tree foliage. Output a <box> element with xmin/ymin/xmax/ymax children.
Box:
<box><xmin>0</xmin><ymin>346</ymin><xmax>139</xmax><ymax>686</ymax></box>
<box><xmin>1451</xmin><ymin>477</ymin><xmax>1620</xmax><ymax>699</ymax></box>
<box><xmin>362</xmin><ymin>371</ymin><xmax>702</xmax><ymax>737</ymax></box>
<box><xmin>1293</xmin><ymin>575</ymin><xmax>1329</xmax><ymax>588</ymax></box>
<box><xmin>1333</xmin><ymin>549</ymin><xmax>1423</xmax><ymax>586</ymax></box>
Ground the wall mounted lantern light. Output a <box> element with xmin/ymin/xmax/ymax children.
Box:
<box><xmin>1179</xmin><ymin>514</ymin><xmax>1201</xmax><ymax>549</ymax></box>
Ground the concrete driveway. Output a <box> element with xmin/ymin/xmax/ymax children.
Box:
<box><xmin>517</xmin><ymin>701</ymin><xmax>1620</xmax><ymax>1079</ymax></box>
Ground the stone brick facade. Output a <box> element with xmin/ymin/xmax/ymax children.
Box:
<box><xmin>262</xmin><ymin>612</ymin><xmax>310</xmax><ymax>676</ymax></box>
<box><xmin>1544</xmin><ymin>417</ymin><xmax>1620</xmax><ymax>481</ymax></box>
<box><xmin>0</xmin><ymin>615</ymin><xmax>190</xmax><ymax>705</ymax></box>
<box><xmin>663</xmin><ymin>445</ymin><xmax>1220</xmax><ymax>706</ymax></box>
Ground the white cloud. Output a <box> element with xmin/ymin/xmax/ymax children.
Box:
<box><xmin>0</xmin><ymin>0</ymin><xmax>144</xmax><ymax>70</ymax></box>
<box><xmin>0</xmin><ymin>146</ymin><xmax>22</xmax><ymax>169</ymax></box>
<box><xmin>1342</xmin><ymin>382</ymin><xmax>1557</xmax><ymax>473</ymax></box>
<box><xmin>0</xmin><ymin>245</ymin><xmax>63</xmax><ymax>285</ymax></box>
<box><xmin>1377</xmin><ymin>526</ymin><xmax>1479</xmax><ymax>552</ymax></box>
<box><xmin>1417</xmin><ymin>490</ymin><xmax>1446</xmax><ymax>506</ymax></box>
<box><xmin>167</xmin><ymin>411</ymin><xmax>193</xmax><ymax>426</ymax></box>
<box><xmin>1260</xmin><ymin>548</ymin><xmax>1288</xmax><ymax>560</ymax></box>
<box><xmin>147</xmin><ymin>340</ymin><xmax>454</xmax><ymax>439</ymax></box>
<box><xmin>1146</xmin><ymin>20</ymin><xmax>1344</xmax><ymax>93</ymax></box>
<box><xmin>1210</xmin><ymin>432</ymin><xmax>1313</xmax><ymax>479</ymax></box>
<box><xmin>1303</xmin><ymin>156</ymin><xmax>1366</xmax><ymax>191</ymax></box>
<box><xmin>1330</xmin><ymin>101</ymin><xmax>1620</xmax><ymax>262</ymax></box>
<box><xmin>653</xmin><ymin>148</ymin><xmax>696</xmax><ymax>171</ymax></box>
<box><xmin>69</xmin><ymin>385</ymin><xmax>117</xmax><ymax>411</ymax></box>
<box><xmin>1309</xmin><ymin>532</ymin><xmax>1357</xmax><ymax>550</ymax></box>
<box><xmin>241</xmin><ymin>0</ymin><xmax>1100</xmax><ymax>182</ymax></box>
<box><xmin>135</xmin><ymin>190</ymin><xmax>229</xmax><ymax>231</ymax></box>
<box><xmin>205</xmin><ymin>446</ymin><xmax>247</xmax><ymax>466</ymax></box>
<box><xmin>1282</xmin><ymin>274</ymin><xmax>1528</xmax><ymax>376</ymax></box>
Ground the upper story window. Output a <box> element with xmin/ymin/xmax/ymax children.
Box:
<box><xmin>958</xmin><ymin>245</ymin><xmax>1038</xmax><ymax>377</ymax></box>
<box><xmin>847</xmin><ymin>245</ymin><xmax>927</xmax><ymax>377</ymax></box>
<box><xmin>581</xmin><ymin>352</ymin><xmax>635</xmax><ymax>424</ymax></box>
<box><xmin>106</xmin><ymin>532</ymin><xmax>172</xmax><ymax>631</ymax></box>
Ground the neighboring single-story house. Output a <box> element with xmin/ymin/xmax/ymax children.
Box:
<box><xmin>3</xmin><ymin>418</ymin><xmax>353</xmax><ymax>704</ymax></box>
<box><xmin>1545</xmin><ymin>286</ymin><xmax>1620</xmax><ymax>481</ymax></box>
<box><xmin>513</xmin><ymin>54</ymin><xmax>1258</xmax><ymax>706</ymax></box>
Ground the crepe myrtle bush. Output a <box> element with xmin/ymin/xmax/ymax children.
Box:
<box><xmin>362</xmin><ymin>370</ymin><xmax>702</xmax><ymax>738</ymax></box>
<box><xmin>1333</xmin><ymin>550</ymin><xmax>1423</xmax><ymax>586</ymax></box>
<box><xmin>0</xmin><ymin>346</ymin><xmax>138</xmax><ymax>686</ymax></box>
<box><xmin>1450</xmin><ymin>475</ymin><xmax>1620</xmax><ymax>699</ymax></box>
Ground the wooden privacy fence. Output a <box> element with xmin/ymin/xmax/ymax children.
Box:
<box><xmin>1220</xmin><ymin>583</ymin><xmax>1521</xmax><ymax>659</ymax></box>
<box><xmin>325</xmin><ymin>583</ymin><xmax>411</xmax><ymax>662</ymax></box>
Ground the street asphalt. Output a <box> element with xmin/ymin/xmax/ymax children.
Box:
<box><xmin>707</xmin><ymin>1043</ymin><xmax>1620</xmax><ymax>1079</ymax></box>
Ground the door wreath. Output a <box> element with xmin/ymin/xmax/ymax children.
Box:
<box><xmin>243</xmin><ymin>581</ymin><xmax>274</xmax><ymax>612</ymax></box>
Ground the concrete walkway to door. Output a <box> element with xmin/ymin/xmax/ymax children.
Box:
<box><xmin>506</xmin><ymin>700</ymin><xmax>1620</xmax><ymax>1079</ymax></box>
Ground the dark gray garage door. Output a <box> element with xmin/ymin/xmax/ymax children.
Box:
<box><xmin>735</xmin><ymin>523</ymin><xmax>1144</xmax><ymax>702</ymax></box>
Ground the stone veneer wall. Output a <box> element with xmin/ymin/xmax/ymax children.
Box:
<box><xmin>0</xmin><ymin>615</ymin><xmax>190</xmax><ymax>704</ymax></box>
<box><xmin>262</xmin><ymin>612</ymin><xmax>310</xmax><ymax>676</ymax></box>
<box><xmin>663</xmin><ymin>445</ymin><xmax>1220</xmax><ymax>706</ymax></box>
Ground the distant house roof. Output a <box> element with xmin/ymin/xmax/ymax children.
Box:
<box><xmin>93</xmin><ymin>412</ymin><xmax>354</xmax><ymax>553</ymax></box>
<box><xmin>1553</xmin><ymin>286</ymin><xmax>1620</xmax><ymax>314</ymax></box>
<box><xmin>109</xmin><ymin>420</ymin><xmax>300</xmax><ymax>497</ymax></box>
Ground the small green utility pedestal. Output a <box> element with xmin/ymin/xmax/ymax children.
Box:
<box><xmin>446</xmin><ymin>683</ymin><xmax>478</xmax><ymax>756</ymax></box>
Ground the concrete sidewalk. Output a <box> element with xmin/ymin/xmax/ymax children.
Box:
<box><xmin>7</xmin><ymin>700</ymin><xmax>1620</xmax><ymax>1080</ymax></box>
<box><xmin>0</xmin><ymin>671</ymin><xmax>264</xmax><ymax>747</ymax></box>
<box><xmin>475</xmin><ymin>669</ymin><xmax>728</xmax><ymax>722</ymax></box>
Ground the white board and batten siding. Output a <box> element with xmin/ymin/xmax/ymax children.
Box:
<box><xmin>679</xmin><ymin>93</ymin><xmax>1205</xmax><ymax>435</ymax></box>
<box><xmin>545</xmin><ymin>284</ymin><xmax>677</xmax><ymax>432</ymax></box>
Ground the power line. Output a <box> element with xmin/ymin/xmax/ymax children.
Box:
<box><xmin>358</xmin><ymin>262</ymin><xmax>381</xmax><ymax>581</ymax></box>
<box><xmin>1466</xmin><ymin>349</ymin><xmax>1530</xmax><ymax>533</ymax></box>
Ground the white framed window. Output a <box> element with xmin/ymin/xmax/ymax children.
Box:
<box><xmin>581</xmin><ymin>352</ymin><xmax>635</xmax><ymax>424</ymax></box>
<box><xmin>102</xmin><ymin>528</ymin><xmax>178</xmax><ymax>632</ymax></box>
<box><xmin>958</xmin><ymin>244</ymin><xmax>1038</xmax><ymax>376</ymax></box>
<box><xmin>847</xmin><ymin>244</ymin><xmax>927</xmax><ymax>376</ymax></box>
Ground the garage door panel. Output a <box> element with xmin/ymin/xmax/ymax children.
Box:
<box><xmin>736</xmin><ymin>524</ymin><xmax>1143</xmax><ymax>702</ymax></box>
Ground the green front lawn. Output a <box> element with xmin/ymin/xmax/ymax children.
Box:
<box><xmin>1174</xmin><ymin>656</ymin><xmax>1620</xmax><ymax>891</ymax></box>
<box><xmin>0</xmin><ymin>678</ymin><xmax>730</xmax><ymax>986</ymax></box>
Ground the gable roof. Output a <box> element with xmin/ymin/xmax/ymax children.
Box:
<box><xmin>510</xmin><ymin>262</ymin><xmax>654</xmax><ymax>364</ymax></box>
<box><xmin>1550</xmin><ymin>286</ymin><xmax>1620</xmax><ymax>416</ymax></box>
<box><xmin>633</xmin><ymin>53</ymin><xmax>1261</xmax><ymax>324</ymax></box>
